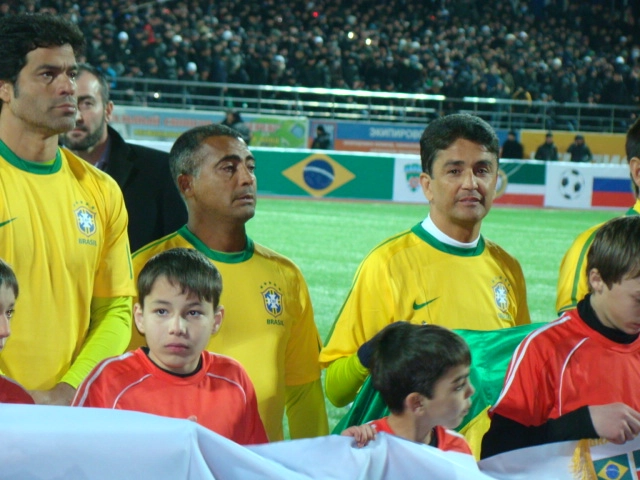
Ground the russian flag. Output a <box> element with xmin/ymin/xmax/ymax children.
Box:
<box><xmin>592</xmin><ymin>177</ymin><xmax>635</xmax><ymax>207</ymax></box>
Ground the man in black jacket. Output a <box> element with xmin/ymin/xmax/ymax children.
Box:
<box><xmin>61</xmin><ymin>64</ymin><xmax>187</xmax><ymax>251</ymax></box>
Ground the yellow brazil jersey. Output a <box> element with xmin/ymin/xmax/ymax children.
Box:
<box><xmin>320</xmin><ymin>223</ymin><xmax>530</xmax><ymax>366</ymax></box>
<box><xmin>129</xmin><ymin>226</ymin><xmax>323</xmax><ymax>441</ymax></box>
<box><xmin>556</xmin><ymin>199</ymin><xmax>640</xmax><ymax>314</ymax></box>
<box><xmin>0</xmin><ymin>144</ymin><xmax>135</xmax><ymax>390</ymax></box>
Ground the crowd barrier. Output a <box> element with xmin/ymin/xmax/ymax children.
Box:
<box><xmin>130</xmin><ymin>138</ymin><xmax>634</xmax><ymax>211</ymax></box>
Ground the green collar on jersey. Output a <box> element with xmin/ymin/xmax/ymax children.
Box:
<box><xmin>0</xmin><ymin>139</ymin><xmax>62</xmax><ymax>174</ymax></box>
<box><xmin>411</xmin><ymin>223</ymin><xmax>485</xmax><ymax>256</ymax></box>
<box><xmin>178</xmin><ymin>225</ymin><xmax>255</xmax><ymax>263</ymax></box>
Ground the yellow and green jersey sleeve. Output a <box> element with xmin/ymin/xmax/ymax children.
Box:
<box><xmin>130</xmin><ymin>226</ymin><xmax>326</xmax><ymax>441</ymax></box>
<box><xmin>0</xmin><ymin>146</ymin><xmax>135</xmax><ymax>390</ymax></box>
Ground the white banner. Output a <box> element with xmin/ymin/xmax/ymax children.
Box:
<box><xmin>4</xmin><ymin>404</ymin><xmax>640</xmax><ymax>479</ymax></box>
<box><xmin>0</xmin><ymin>405</ymin><xmax>489</xmax><ymax>480</ymax></box>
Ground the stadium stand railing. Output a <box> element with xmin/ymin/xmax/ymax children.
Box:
<box><xmin>111</xmin><ymin>77</ymin><xmax>638</xmax><ymax>133</ymax></box>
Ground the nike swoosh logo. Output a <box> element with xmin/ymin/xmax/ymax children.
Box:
<box><xmin>0</xmin><ymin>218</ymin><xmax>16</xmax><ymax>228</ymax></box>
<box><xmin>413</xmin><ymin>298</ymin><xmax>439</xmax><ymax>310</ymax></box>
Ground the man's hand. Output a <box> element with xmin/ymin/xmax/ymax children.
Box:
<box><xmin>341</xmin><ymin>423</ymin><xmax>377</xmax><ymax>448</ymax></box>
<box><xmin>30</xmin><ymin>383</ymin><xmax>76</xmax><ymax>406</ymax></box>
<box><xmin>589</xmin><ymin>403</ymin><xmax>640</xmax><ymax>444</ymax></box>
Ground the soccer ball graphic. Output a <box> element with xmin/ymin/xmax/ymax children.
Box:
<box><xmin>560</xmin><ymin>169</ymin><xmax>585</xmax><ymax>200</ymax></box>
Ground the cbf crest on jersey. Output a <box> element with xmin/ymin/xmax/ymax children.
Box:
<box><xmin>73</xmin><ymin>201</ymin><xmax>97</xmax><ymax>237</ymax></box>
<box><xmin>492</xmin><ymin>277</ymin><xmax>510</xmax><ymax>313</ymax></box>
<box><xmin>261</xmin><ymin>282</ymin><xmax>283</xmax><ymax>317</ymax></box>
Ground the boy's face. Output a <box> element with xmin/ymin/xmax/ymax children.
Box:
<box><xmin>590</xmin><ymin>270</ymin><xmax>640</xmax><ymax>335</ymax></box>
<box><xmin>424</xmin><ymin>363</ymin><xmax>474</xmax><ymax>430</ymax></box>
<box><xmin>133</xmin><ymin>275</ymin><xmax>223</xmax><ymax>374</ymax></box>
<box><xmin>0</xmin><ymin>284</ymin><xmax>16</xmax><ymax>352</ymax></box>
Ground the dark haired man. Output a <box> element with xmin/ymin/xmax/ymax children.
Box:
<box><xmin>128</xmin><ymin>124</ymin><xmax>328</xmax><ymax>442</ymax></box>
<box><xmin>0</xmin><ymin>14</ymin><xmax>135</xmax><ymax>405</ymax></box>
<box><xmin>320</xmin><ymin>113</ymin><xmax>530</xmax><ymax>408</ymax></box>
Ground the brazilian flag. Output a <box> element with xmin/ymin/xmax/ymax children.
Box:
<box><xmin>332</xmin><ymin>323</ymin><xmax>540</xmax><ymax>459</ymax></box>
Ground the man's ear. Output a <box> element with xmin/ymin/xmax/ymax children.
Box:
<box><xmin>0</xmin><ymin>81</ymin><xmax>13</xmax><ymax>103</ymax></box>
<box><xmin>211</xmin><ymin>305</ymin><xmax>224</xmax><ymax>335</ymax></box>
<box><xmin>178</xmin><ymin>173</ymin><xmax>194</xmax><ymax>197</ymax></box>
<box><xmin>133</xmin><ymin>303</ymin><xmax>146</xmax><ymax>335</ymax></box>
<box><xmin>104</xmin><ymin>100</ymin><xmax>115</xmax><ymax>123</ymax></box>
<box><xmin>419</xmin><ymin>172</ymin><xmax>434</xmax><ymax>204</ymax></box>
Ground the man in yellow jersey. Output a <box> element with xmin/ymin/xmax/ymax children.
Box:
<box><xmin>320</xmin><ymin>113</ymin><xmax>531</xmax><ymax>408</ymax></box>
<box><xmin>0</xmin><ymin>14</ymin><xmax>135</xmax><ymax>405</ymax></box>
<box><xmin>556</xmin><ymin>116</ymin><xmax>640</xmax><ymax>315</ymax></box>
<box><xmin>129</xmin><ymin>124</ymin><xmax>328</xmax><ymax>441</ymax></box>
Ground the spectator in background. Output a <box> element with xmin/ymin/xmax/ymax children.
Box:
<box><xmin>500</xmin><ymin>130</ymin><xmax>524</xmax><ymax>159</ymax></box>
<box><xmin>311</xmin><ymin>125</ymin><xmax>332</xmax><ymax>149</ymax></box>
<box><xmin>61</xmin><ymin>64</ymin><xmax>187</xmax><ymax>251</ymax></box>
<box><xmin>535</xmin><ymin>132</ymin><xmax>559</xmax><ymax>161</ymax></box>
<box><xmin>220</xmin><ymin>109</ymin><xmax>252</xmax><ymax>145</ymax></box>
<box><xmin>567</xmin><ymin>135</ymin><xmax>593</xmax><ymax>162</ymax></box>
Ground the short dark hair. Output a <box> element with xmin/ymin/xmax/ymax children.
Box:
<box><xmin>137</xmin><ymin>248</ymin><xmax>222</xmax><ymax>309</ymax></box>
<box><xmin>419</xmin><ymin>114</ymin><xmax>499</xmax><ymax>174</ymax></box>
<box><xmin>169</xmin><ymin>123</ymin><xmax>243</xmax><ymax>189</ymax></box>
<box><xmin>0</xmin><ymin>13</ymin><xmax>84</xmax><ymax>110</ymax></box>
<box><xmin>626</xmin><ymin>117</ymin><xmax>640</xmax><ymax>196</ymax></box>
<box><xmin>0</xmin><ymin>258</ymin><xmax>19</xmax><ymax>298</ymax></box>
<box><xmin>77</xmin><ymin>63</ymin><xmax>110</xmax><ymax>104</ymax></box>
<box><xmin>370</xmin><ymin>322</ymin><xmax>471</xmax><ymax>414</ymax></box>
<box><xmin>587</xmin><ymin>216</ymin><xmax>640</xmax><ymax>290</ymax></box>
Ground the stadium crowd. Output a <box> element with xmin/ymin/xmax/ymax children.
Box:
<box><xmin>9</xmin><ymin>0</ymin><xmax>640</xmax><ymax>107</ymax></box>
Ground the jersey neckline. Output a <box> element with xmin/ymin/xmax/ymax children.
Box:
<box><xmin>178</xmin><ymin>225</ymin><xmax>254</xmax><ymax>263</ymax></box>
<box><xmin>411</xmin><ymin>223</ymin><xmax>485</xmax><ymax>256</ymax></box>
<box><xmin>0</xmin><ymin>140</ymin><xmax>62</xmax><ymax>175</ymax></box>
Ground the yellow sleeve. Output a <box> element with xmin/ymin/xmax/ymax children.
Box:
<box><xmin>284</xmin><ymin>266</ymin><xmax>323</xmax><ymax>386</ymax></box>
<box><xmin>285</xmin><ymin>379</ymin><xmax>329</xmax><ymax>439</ymax></box>
<box><xmin>61</xmin><ymin>296</ymin><xmax>133</xmax><ymax>388</ymax></box>
<box><xmin>324</xmin><ymin>353</ymin><xmax>370</xmax><ymax>407</ymax></box>
<box><xmin>511</xmin><ymin>257</ymin><xmax>531</xmax><ymax>326</ymax></box>
<box><xmin>319</xmin><ymin>251</ymin><xmax>394</xmax><ymax>367</ymax></box>
<box><xmin>93</xmin><ymin>174</ymin><xmax>135</xmax><ymax>299</ymax></box>
<box><xmin>556</xmin><ymin>225</ymin><xmax>600</xmax><ymax>315</ymax></box>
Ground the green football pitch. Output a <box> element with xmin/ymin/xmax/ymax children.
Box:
<box><xmin>246</xmin><ymin>197</ymin><xmax>619</xmax><ymax>431</ymax></box>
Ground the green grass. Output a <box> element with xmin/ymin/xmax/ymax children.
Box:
<box><xmin>246</xmin><ymin>198</ymin><xmax>619</xmax><ymax>431</ymax></box>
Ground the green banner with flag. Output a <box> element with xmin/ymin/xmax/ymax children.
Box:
<box><xmin>332</xmin><ymin>323</ymin><xmax>540</xmax><ymax>458</ymax></box>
